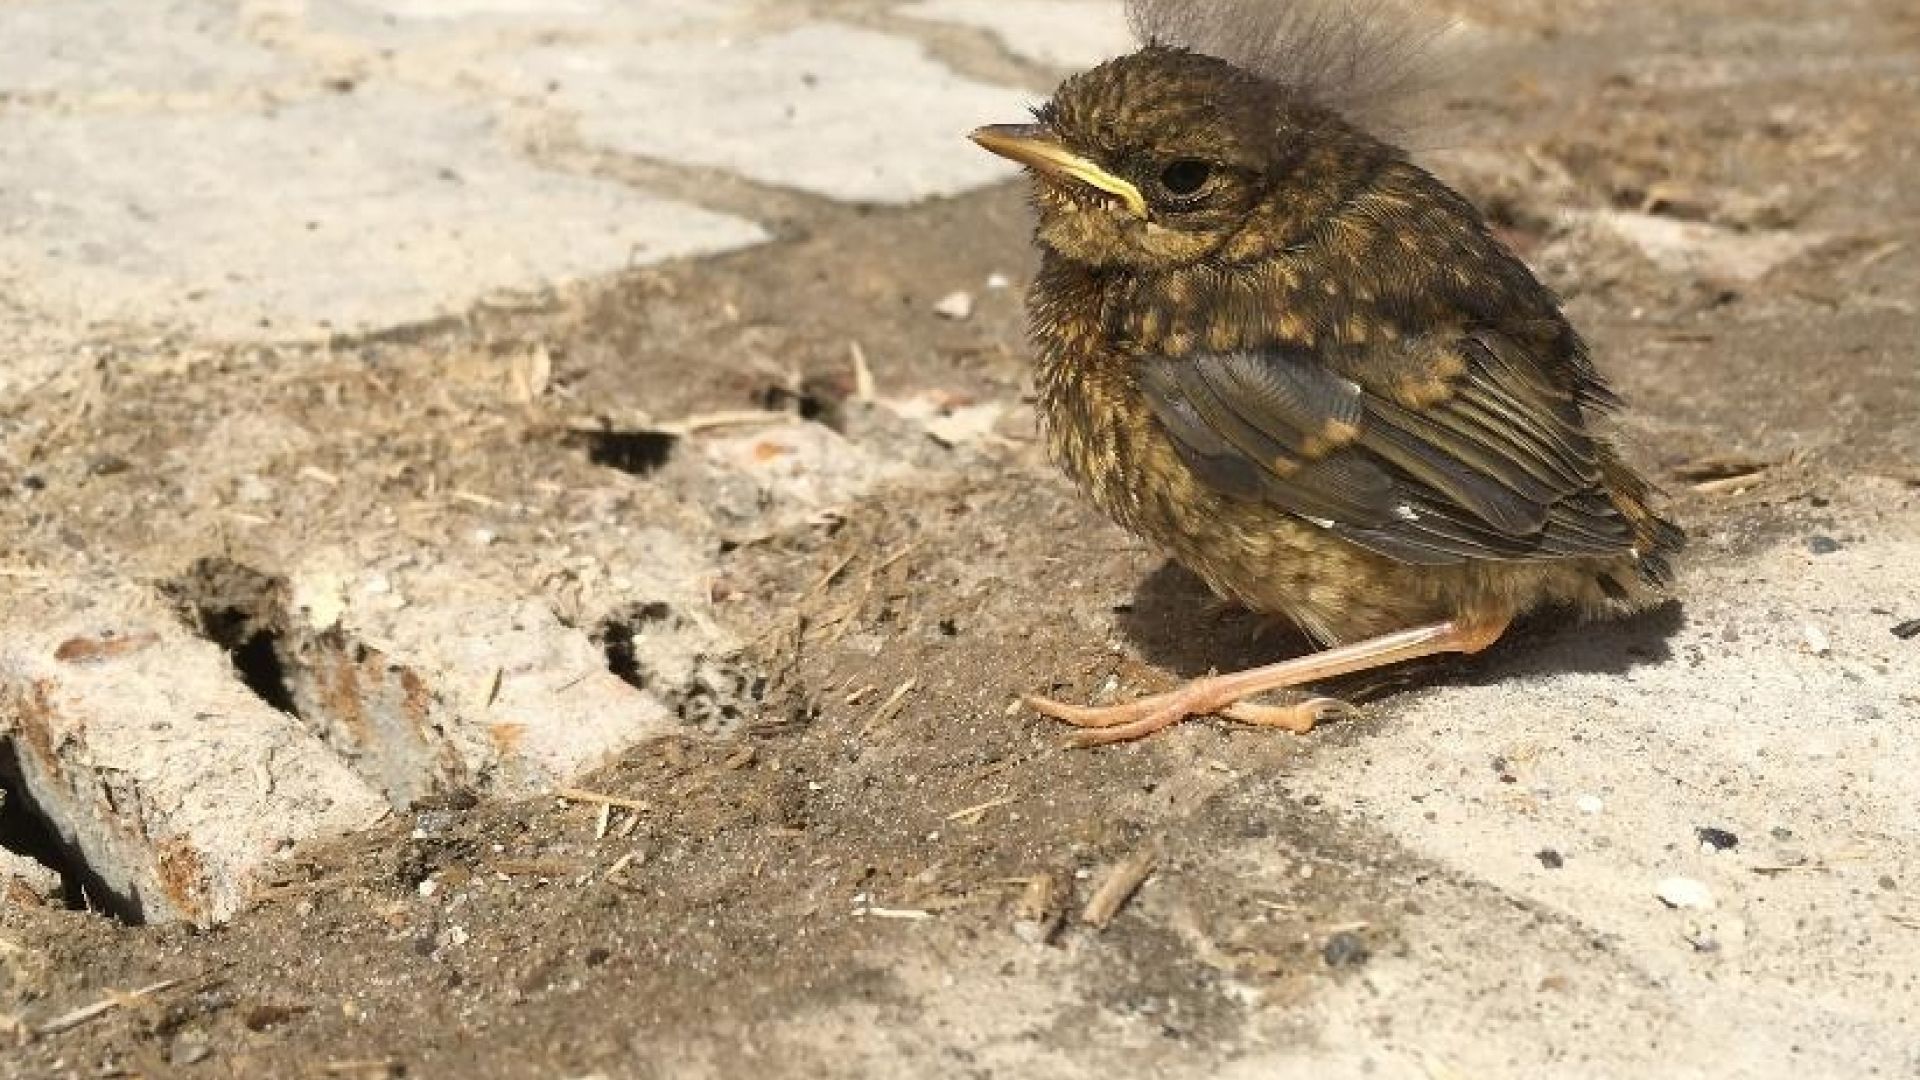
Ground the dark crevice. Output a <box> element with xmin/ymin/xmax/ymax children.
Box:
<box><xmin>571</xmin><ymin>429</ymin><xmax>679</xmax><ymax>477</ymax></box>
<box><xmin>165</xmin><ymin>557</ymin><xmax>302</xmax><ymax>719</ymax></box>
<box><xmin>754</xmin><ymin>373</ymin><xmax>852</xmax><ymax>433</ymax></box>
<box><xmin>230</xmin><ymin>629</ymin><xmax>299</xmax><ymax>717</ymax></box>
<box><xmin>595</xmin><ymin>602</ymin><xmax>672</xmax><ymax>692</ymax></box>
<box><xmin>603</xmin><ymin>630</ymin><xmax>644</xmax><ymax>689</ymax></box>
<box><xmin>0</xmin><ymin>745</ymin><xmax>141</xmax><ymax>923</ymax></box>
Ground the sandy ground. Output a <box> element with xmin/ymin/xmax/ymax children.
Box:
<box><xmin>3</xmin><ymin>0</ymin><xmax>1919</xmax><ymax>1077</ymax></box>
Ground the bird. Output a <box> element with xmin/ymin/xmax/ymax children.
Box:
<box><xmin>969</xmin><ymin>1</ymin><xmax>1683</xmax><ymax>746</ymax></box>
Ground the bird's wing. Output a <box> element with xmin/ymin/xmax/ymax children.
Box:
<box><xmin>1138</xmin><ymin>332</ymin><xmax>1636</xmax><ymax>564</ymax></box>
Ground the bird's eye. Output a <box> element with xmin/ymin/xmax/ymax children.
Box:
<box><xmin>1158</xmin><ymin>159</ymin><xmax>1212</xmax><ymax>197</ymax></box>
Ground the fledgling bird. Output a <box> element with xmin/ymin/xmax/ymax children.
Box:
<box><xmin>971</xmin><ymin>0</ymin><xmax>1683</xmax><ymax>745</ymax></box>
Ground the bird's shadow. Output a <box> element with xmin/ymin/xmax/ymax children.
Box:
<box><xmin>1116</xmin><ymin>560</ymin><xmax>1685</xmax><ymax>700</ymax></box>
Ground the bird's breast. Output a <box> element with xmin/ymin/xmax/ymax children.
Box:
<box><xmin>1028</xmin><ymin>259</ymin><xmax>1166</xmax><ymax>535</ymax></box>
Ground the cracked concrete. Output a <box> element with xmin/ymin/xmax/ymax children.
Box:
<box><xmin>0</xmin><ymin>583</ymin><xmax>389</xmax><ymax>926</ymax></box>
<box><xmin>2</xmin><ymin>0</ymin><xmax>1917</xmax><ymax>1076</ymax></box>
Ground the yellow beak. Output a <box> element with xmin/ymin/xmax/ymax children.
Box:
<box><xmin>969</xmin><ymin>123</ymin><xmax>1148</xmax><ymax>219</ymax></box>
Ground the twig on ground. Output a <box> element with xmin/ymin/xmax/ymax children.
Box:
<box><xmin>554</xmin><ymin>787</ymin><xmax>650</xmax><ymax>812</ymax></box>
<box><xmin>1082</xmin><ymin>846</ymin><xmax>1159</xmax><ymax>930</ymax></box>
<box><xmin>36</xmin><ymin>976</ymin><xmax>193</xmax><ymax>1036</ymax></box>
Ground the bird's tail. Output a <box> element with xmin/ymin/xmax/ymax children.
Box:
<box><xmin>1597</xmin><ymin>445</ymin><xmax>1685</xmax><ymax>586</ymax></box>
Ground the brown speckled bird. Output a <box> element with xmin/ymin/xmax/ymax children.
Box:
<box><xmin>971</xmin><ymin>3</ymin><xmax>1682</xmax><ymax>746</ymax></box>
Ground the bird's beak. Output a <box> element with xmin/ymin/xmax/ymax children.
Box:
<box><xmin>970</xmin><ymin>123</ymin><xmax>1148</xmax><ymax>219</ymax></box>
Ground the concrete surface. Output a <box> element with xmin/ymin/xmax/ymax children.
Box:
<box><xmin>900</xmin><ymin>0</ymin><xmax>1135</xmax><ymax>70</ymax></box>
<box><xmin>502</xmin><ymin>24</ymin><xmax>1035</xmax><ymax>203</ymax></box>
<box><xmin>1289</xmin><ymin>501</ymin><xmax>1920</xmax><ymax>1075</ymax></box>
<box><xmin>0</xmin><ymin>94</ymin><xmax>768</xmax><ymax>337</ymax></box>
<box><xmin>0</xmin><ymin>0</ymin><xmax>287</xmax><ymax>97</ymax></box>
<box><xmin>2</xmin><ymin>0</ymin><xmax>1917</xmax><ymax>1076</ymax></box>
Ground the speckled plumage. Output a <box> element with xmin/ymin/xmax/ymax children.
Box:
<box><xmin>1004</xmin><ymin>45</ymin><xmax>1682</xmax><ymax>647</ymax></box>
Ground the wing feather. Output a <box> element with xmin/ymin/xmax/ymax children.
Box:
<box><xmin>1139</xmin><ymin>331</ymin><xmax>1636</xmax><ymax>566</ymax></box>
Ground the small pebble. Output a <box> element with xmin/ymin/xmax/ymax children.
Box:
<box><xmin>985</xmin><ymin>271</ymin><xmax>1012</xmax><ymax>290</ymax></box>
<box><xmin>1806</xmin><ymin>535</ymin><xmax>1841</xmax><ymax>555</ymax></box>
<box><xmin>1695</xmin><ymin>827</ymin><xmax>1739</xmax><ymax>852</ymax></box>
<box><xmin>1655</xmin><ymin>877</ymin><xmax>1715</xmax><ymax>910</ymax></box>
<box><xmin>1576</xmin><ymin>794</ymin><xmax>1605</xmax><ymax>815</ymax></box>
<box><xmin>1322</xmin><ymin>931</ymin><xmax>1370</xmax><ymax>968</ymax></box>
<box><xmin>932</xmin><ymin>290</ymin><xmax>975</xmax><ymax>320</ymax></box>
<box><xmin>1802</xmin><ymin>624</ymin><xmax>1831</xmax><ymax>655</ymax></box>
<box><xmin>1535</xmin><ymin>849</ymin><xmax>1565</xmax><ymax>870</ymax></box>
<box><xmin>170</xmin><ymin>1035</ymin><xmax>213</xmax><ymax>1066</ymax></box>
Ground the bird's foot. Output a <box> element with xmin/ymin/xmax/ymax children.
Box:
<box><xmin>1024</xmin><ymin>681</ymin><xmax>1351</xmax><ymax>747</ymax></box>
<box><xmin>1025</xmin><ymin>615</ymin><xmax>1510</xmax><ymax>748</ymax></box>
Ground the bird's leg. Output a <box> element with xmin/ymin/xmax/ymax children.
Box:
<box><xmin>1026</xmin><ymin>615</ymin><xmax>1511</xmax><ymax>747</ymax></box>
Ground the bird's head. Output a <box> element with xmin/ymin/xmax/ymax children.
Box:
<box><xmin>972</xmin><ymin>45</ymin><xmax>1391</xmax><ymax>272</ymax></box>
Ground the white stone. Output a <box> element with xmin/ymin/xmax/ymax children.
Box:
<box><xmin>1655</xmin><ymin>877</ymin><xmax>1716</xmax><ymax>911</ymax></box>
<box><xmin>0</xmin><ymin>585</ymin><xmax>389</xmax><ymax>926</ymax></box>
<box><xmin>933</xmin><ymin>290</ymin><xmax>976</xmax><ymax>320</ymax></box>
<box><xmin>1802</xmin><ymin>623</ymin><xmax>1831</xmax><ymax>656</ymax></box>
<box><xmin>284</xmin><ymin>554</ymin><xmax>685</xmax><ymax>802</ymax></box>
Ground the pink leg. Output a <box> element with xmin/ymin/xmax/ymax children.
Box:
<box><xmin>1026</xmin><ymin>616</ymin><xmax>1510</xmax><ymax>747</ymax></box>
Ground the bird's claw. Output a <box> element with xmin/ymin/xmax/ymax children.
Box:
<box><xmin>1219</xmin><ymin>695</ymin><xmax>1351</xmax><ymax>733</ymax></box>
<box><xmin>1028</xmin><ymin>684</ymin><xmax>1350</xmax><ymax>745</ymax></box>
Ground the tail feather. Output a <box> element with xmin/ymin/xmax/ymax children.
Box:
<box><xmin>1595</xmin><ymin>444</ymin><xmax>1684</xmax><ymax>586</ymax></box>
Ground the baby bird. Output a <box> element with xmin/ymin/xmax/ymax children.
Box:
<box><xmin>971</xmin><ymin>11</ymin><xmax>1681</xmax><ymax>746</ymax></box>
